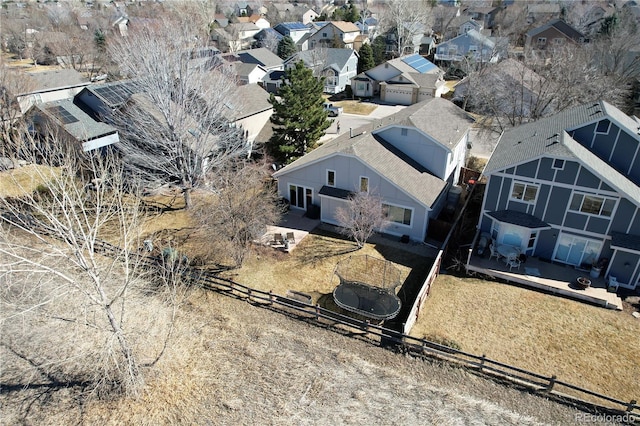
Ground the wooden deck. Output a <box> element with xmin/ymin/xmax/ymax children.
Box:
<box><xmin>466</xmin><ymin>251</ymin><xmax>623</xmax><ymax>310</ymax></box>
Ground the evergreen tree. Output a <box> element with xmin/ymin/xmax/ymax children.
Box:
<box><xmin>357</xmin><ymin>43</ymin><xmax>375</xmax><ymax>74</ymax></box>
<box><xmin>345</xmin><ymin>2</ymin><xmax>361</xmax><ymax>23</ymax></box>
<box><xmin>371</xmin><ymin>36</ymin><xmax>387</xmax><ymax>65</ymax></box>
<box><xmin>268</xmin><ymin>61</ymin><xmax>331</xmax><ymax>163</ymax></box>
<box><xmin>277</xmin><ymin>36</ymin><xmax>297</xmax><ymax>60</ymax></box>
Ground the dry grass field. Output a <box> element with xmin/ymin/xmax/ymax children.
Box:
<box><xmin>410</xmin><ymin>274</ymin><xmax>640</xmax><ymax>406</ymax></box>
<box><xmin>1</xmin><ymin>289</ymin><xmax>587</xmax><ymax>424</ymax></box>
<box><xmin>0</xmin><ymin>165</ymin><xmax>60</xmax><ymax>198</ymax></box>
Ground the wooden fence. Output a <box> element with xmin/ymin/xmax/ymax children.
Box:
<box><xmin>402</xmin><ymin>250</ymin><xmax>442</xmax><ymax>334</ymax></box>
<box><xmin>2</xmin><ymin>213</ymin><xmax>638</xmax><ymax>418</ymax></box>
<box><xmin>193</xmin><ymin>270</ymin><xmax>639</xmax><ymax>418</ymax></box>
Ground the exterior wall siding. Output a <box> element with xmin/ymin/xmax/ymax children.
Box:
<box><xmin>277</xmin><ymin>155</ymin><xmax>430</xmax><ymax>241</ymax></box>
<box><xmin>375</xmin><ymin>127</ymin><xmax>449</xmax><ymax>178</ymax></box>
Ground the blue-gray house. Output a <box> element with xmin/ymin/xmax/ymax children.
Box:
<box><xmin>434</xmin><ymin>29</ymin><xmax>501</xmax><ymax>65</ymax></box>
<box><xmin>474</xmin><ymin>101</ymin><xmax>640</xmax><ymax>291</ymax></box>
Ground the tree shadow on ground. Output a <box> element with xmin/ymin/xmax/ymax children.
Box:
<box><xmin>294</xmin><ymin>229</ymin><xmax>360</xmax><ymax>267</ymax></box>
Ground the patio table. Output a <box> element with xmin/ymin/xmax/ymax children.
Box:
<box><xmin>497</xmin><ymin>244</ymin><xmax>520</xmax><ymax>261</ymax></box>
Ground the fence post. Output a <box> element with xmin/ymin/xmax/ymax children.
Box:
<box><xmin>247</xmin><ymin>288</ymin><xmax>251</xmax><ymax>302</ymax></box>
<box><xmin>627</xmin><ymin>400</ymin><xmax>637</xmax><ymax>412</ymax></box>
<box><xmin>361</xmin><ymin>320</ymin><xmax>369</xmax><ymax>334</ymax></box>
<box><xmin>547</xmin><ymin>375</ymin><xmax>557</xmax><ymax>392</ymax></box>
<box><xmin>315</xmin><ymin>304</ymin><xmax>320</xmax><ymax>321</ymax></box>
<box><xmin>269</xmin><ymin>290</ymin><xmax>274</xmax><ymax>305</ymax></box>
<box><xmin>479</xmin><ymin>354</ymin><xmax>486</xmax><ymax>369</ymax></box>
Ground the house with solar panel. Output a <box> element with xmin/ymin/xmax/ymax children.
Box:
<box><xmin>272</xmin><ymin>98</ymin><xmax>474</xmax><ymax>241</ymax></box>
<box><xmin>468</xmin><ymin>101</ymin><xmax>640</xmax><ymax>292</ymax></box>
<box><xmin>26</xmin><ymin>99</ymin><xmax>119</xmax><ymax>152</ymax></box>
<box><xmin>273</xmin><ymin>22</ymin><xmax>313</xmax><ymax>45</ymax></box>
<box><xmin>350</xmin><ymin>54</ymin><xmax>446</xmax><ymax>105</ymax></box>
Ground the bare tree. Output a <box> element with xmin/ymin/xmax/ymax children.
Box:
<box><xmin>0</xmin><ymin>63</ymin><xmax>36</xmax><ymax>157</ymax></box>
<box><xmin>335</xmin><ymin>191</ymin><xmax>387</xmax><ymax>249</ymax></box>
<box><xmin>380</xmin><ymin>0</ymin><xmax>432</xmax><ymax>57</ymax></box>
<box><xmin>107</xmin><ymin>18</ymin><xmax>250</xmax><ymax>209</ymax></box>
<box><xmin>192</xmin><ymin>160</ymin><xmax>284</xmax><ymax>267</ymax></box>
<box><xmin>0</xmin><ymin>138</ymin><xmax>189</xmax><ymax>399</ymax></box>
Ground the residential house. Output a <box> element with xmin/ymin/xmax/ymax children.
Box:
<box><xmin>524</xmin><ymin>19</ymin><xmax>587</xmax><ymax>60</ymax></box>
<box><xmin>284</xmin><ymin>48</ymin><xmax>358</xmax><ymax>94</ymax></box>
<box><xmin>75</xmin><ymin>80</ymin><xmax>137</xmax><ymax>121</ymax></box>
<box><xmin>355</xmin><ymin>17</ymin><xmax>379</xmax><ymax>38</ymax></box>
<box><xmin>272</xmin><ymin>98</ymin><xmax>474</xmax><ymax>241</ymax></box>
<box><xmin>237</xmin><ymin>48</ymin><xmax>284</xmax><ymax>72</ymax></box>
<box><xmin>26</xmin><ymin>99</ymin><xmax>119</xmax><ymax>152</ymax></box>
<box><xmin>350</xmin><ymin>54</ymin><xmax>446</xmax><ymax>105</ymax></box>
<box><xmin>273</xmin><ymin>22</ymin><xmax>312</xmax><ymax>44</ymax></box>
<box><xmin>383</xmin><ymin>22</ymin><xmax>429</xmax><ymax>56</ymax></box>
<box><xmin>434</xmin><ymin>29</ymin><xmax>501</xmax><ymax>65</ymax></box>
<box><xmin>18</xmin><ymin>69</ymin><xmax>91</xmax><ymax>114</ymax></box>
<box><xmin>253</xmin><ymin>28</ymin><xmax>283</xmax><ymax>50</ymax></box>
<box><xmin>225</xmin><ymin>83</ymin><xmax>273</xmax><ymax>150</ymax></box>
<box><xmin>237</xmin><ymin>14</ymin><xmax>270</xmax><ymax>30</ymax></box>
<box><xmin>473</xmin><ymin>101</ymin><xmax>640</xmax><ymax>290</ymax></box>
<box><xmin>234</xmin><ymin>2</ymin><xmax>253</xmax><ymax>17</ymax></box>
<box><xmin>262</xmin><ymin>70</ymin><xmax>286</xmax><ymax>93</ymax></box>
<box><xmin>211</xmin><ymin>22</ymin><xmax>261</xmax><ymax>52</ymax></box>
<box><xmin>307</xmin><ymin>21</ymin><xmax>362</xmax><ymax>50</ymax></box>
<box><xmin>301</xmin><ymin>8</ymin><xmax>319</xmax><ymax>25</ymax></box>
<box><xmin>233</xmin><ymin>62</ymin><xmax>267</xmax><ymax>85</ymax></box>
<box><xmin>453</xmin><ymin>58</ymin><xmax>550</xmax><ymax>120</ymax></box>
<box><xmin>526</xmin><ymin>3</ymin><xmax>561</xmax><ymax>25</ymax></box>
<box><xmin>420</xmin><ymin>36</ymin><xmax>437</xmax><ymax>57</ymax></box>
<box><xmin>458</xmin><ymin>19</ymin><xmax>483</xmax><ymax>36</ymax></box>
<box><xmin>465</xmin><ymin>6</ymin><xmax>502</xmax><ymax>29</ymax></box>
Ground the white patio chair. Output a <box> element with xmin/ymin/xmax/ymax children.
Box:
<box><xmin>507</xmin><ymin>256</ymin><xmax>521</xmax><ymax>271</ymax></box>
<box><xmin>489</xmin><ymin>244</ymin><xmax>501</xmax><ymax>261</ymax></box>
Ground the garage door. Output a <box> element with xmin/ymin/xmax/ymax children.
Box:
<box><xmin>383</xmin><ymin>88</ymin><xmax>413</xmax><ymax>105</ymax></box>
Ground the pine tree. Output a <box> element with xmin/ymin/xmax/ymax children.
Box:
<box><xmin>268</xmin><ymin>61</ymin><xmax>331</xmax><ymax>163</ymax></box>
<box><xmin>277</xmin><ymin>36</ymin><xmax>297</xmax><ymax>60</ymax></box>
<box><xmin>357</xmin><ymin>43</ymin><xmax>375</xmax><ymax>74</ymax></box>
<box><xmin>345</xmin><ymin>2</ymin><xmax>361</xmax><ymax>23</ymax></box>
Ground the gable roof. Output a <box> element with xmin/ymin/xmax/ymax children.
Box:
<box><xmin>274</xmin><ymin>22</ymin><xmax>309</xmax><ymax>32</ymax></box>
<box><xmin>440</xmin><ymin>29</ymin><xmax>495</xmax><ymax>48</ymax></box>
<box><xmin>331</xmin><ymin>21</ymin><xmax>361</xmax><ymax>33</ymax></box>
<box><xmin>484</xmin><ymin>101</ymin><xmax>640</xmax><ymax>203</ymax></box>
<box><xmin>25</xmin><ymin>69</ymin><xmax>88</xmax><ymax>93</ymax></box>
<box><xmin>387</xmin><ymin>54</ymin><xmax>441</xmax><ymax>75</ymax></box>
<box><xmin>237</xmin><ymin>48</ymin><xmax>283</xmax><ymax>68</ymax></box>
<box><xmin>288</xmin><ymin>48</ymin><xmax>356</xmax><ymax>71</ymax></box>
<box><xmin>526</xmin><ymin>19</ymin><xmax>585</xmax><ymax>42</ymax></box>
<box><xmin>35</xmin><ymin>99</ymin><xmax>116</xmax><ymax>141</ymax></box>
<box><xmin>227</xmin><ymin>84</ymin><xmax>272</xmax><ymax>120</ymax></box>
<box><xmin>275</xmin><ymin>132</ymin><xmax>448</xmax><ymax>208</ymax></box>
<box><xmin>274</xmin><ymin>98</ymin><xmax>474</xmax><ymax>207</ymax></box>
<box><xmin>82</xmin><ymin>80</ymin><xmax>137</xmax><ymax>109</ymax></box>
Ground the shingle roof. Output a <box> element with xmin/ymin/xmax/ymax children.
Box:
<box><xmin>484</xmin><ymin>101</ymin><xmax>640</xmax><ymax>203</ymax></box>
<box><xmin>331</xmin><ymin>21</ymin><xmax>360</xmax><ymax>33</ymax></box>
<box><xmin>274</xmin><ymin>98</ymin><xmax>474</xmax><ymax>208</ymax></box>
<box><xmin>275</xmin><ymin>22</ymin><xmax>309</xmax><ymax>31</ymax></box>
<box><xmin>526</xmin><ymin>19</ymin><xmax>585</xmax><ymax>41</ymax></box>
<box><xmin>290</xmin><ymin>48</ymin><xmax>356</xmax><ymax>71</ymax></box>
<box><xmin>237</xmin><ymin>48</ymin><xmax>283</xmax><ymax>68</ymax></box>
<box><xmin>25</xmin><ymin>69</ymin><xmax>88</xmax><ymax>92</ymax></box>
<box><xmin>228</xmin><ymin>84</ymin><xmax>272</xmax><ymax>120</ymax></box>
<box><xmin>36</xmin><ymin>99</ymin><xmax>116</xmax><ymax>141</ymax></box>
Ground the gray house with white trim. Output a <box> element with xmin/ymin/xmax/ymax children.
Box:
<box><xmin>476</xmin><ymin>101</ymin><xmax>640</xmax><ymax>290</ymax></box>
<box><xmin>273</xmin><ymin>98</ymin><xmax>474</xmax><ymax>241</ymax></box>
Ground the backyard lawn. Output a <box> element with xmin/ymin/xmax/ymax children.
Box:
<box><xmin>409</xmin><ymin>274</ymin><xmax>640</xmax><ymax>405</ymax></box>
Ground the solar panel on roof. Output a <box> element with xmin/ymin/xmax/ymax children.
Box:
<box><xmin>94</xmin><ymin>82</ymin><xmax>136</xmax><ymax>106</ymax></box>
<box><xmin>47</xmin><ymin>105</ymin><xmax>79</xmax><ymax>124</ymax></box>
<box><xmin>401</xmin><ymin>54</ymin><xmax>437</xmax><ymax>73</ymax></box>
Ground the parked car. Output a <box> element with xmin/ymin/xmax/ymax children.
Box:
<box><xmin>323</xmin><ymin>103</ymin><xmax>343</xmax><ymax>117</ymax></box>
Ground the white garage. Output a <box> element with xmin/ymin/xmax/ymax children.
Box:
<box><xmin>381</xmin><ymin>85</ymin><xmax>414</xmax><ymax>105</ymax></box>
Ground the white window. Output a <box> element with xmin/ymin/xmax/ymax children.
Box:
<box><xmin>510</xmin><ymin>181</ymin><xmax>538</xmax><ymax>203</ymax></box>
<box><xmin>596</xmin><ymin>120</ymin><xmax>611</xmax><ymax>134</ymax></box>
<box><xmin>569</xmin><ymin>192</ymin><xmax>616</xmax><ymax>217</ymax></box>
<box><xmin>359</xmin><ymin>176</ymin><xmax>369</xmax><ymax>192</ymax></box>
<box><xmin>383</xmin><ymin>203</ymin><xmax>412</xmax><ymax>226</ymax></box>
<box><xmin>326</xmin><ymin>170</ymin><xmax>335</xmax><ymax>187</ymax></box>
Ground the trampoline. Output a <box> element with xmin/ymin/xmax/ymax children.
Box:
<box><xmin>331</xmin><ymin>255</ymin><xmax>402</xmax><ymax>320</ymax></box>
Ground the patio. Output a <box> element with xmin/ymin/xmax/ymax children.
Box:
<box><xmin>466</xmin><ymin>249</ymin><xmax>624</xmax><ymax>310</ymax></box>
<box><xmin>259</xmin><ymin>209</ymin><xmax>320</xmax><ymax>253</ymax></box>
